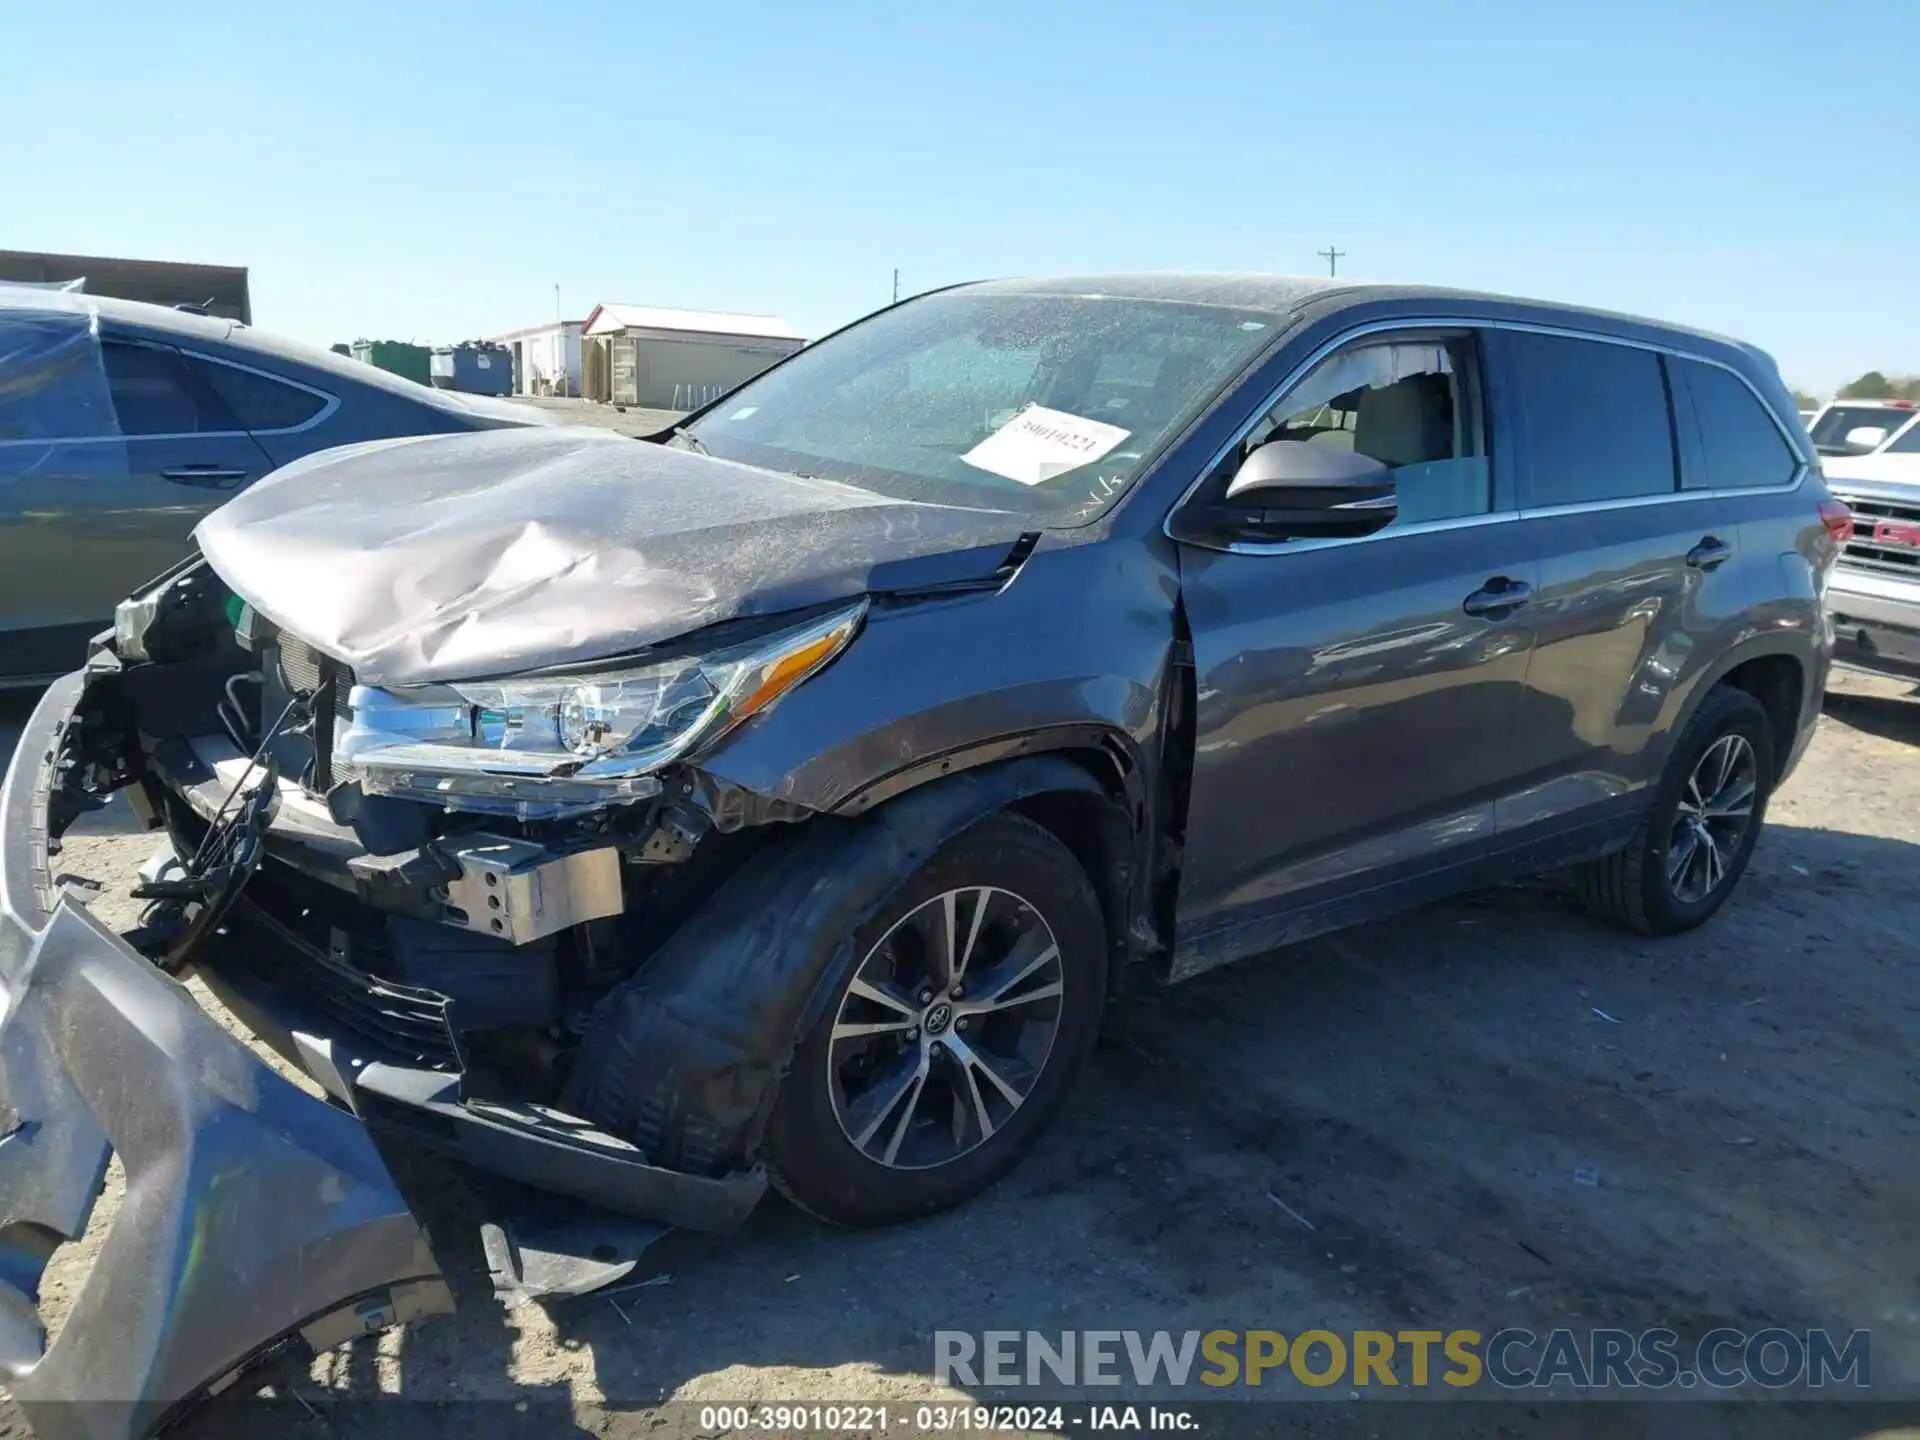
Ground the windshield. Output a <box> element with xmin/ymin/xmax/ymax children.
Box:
<box><xmin>1809</xmin><ymin>403</ymin><xmax>1918</xmax><ymax>455</ymax></box>
<box><xmin>680</xmin><ymin>291</ymin><xmax>1282</xmax><ymax>519</ymax></box>
<box><xmin>1887</xmin><ymin>414</ymin><xmax>1920</xmax><ymax>454</ymax></box>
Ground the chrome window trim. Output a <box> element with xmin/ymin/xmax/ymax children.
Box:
<box><xmin>1515</xmin><ymin>476</ymin><xmax>1809</xmax><ymax>521</ymax></box>
<box><xmin>177</xmin><ymin>346</ymin><xmax>341</xmax><ymax>436</ymax></box>
<box><xmin>1203</xmin><ymin>506</ymin><xmax>1519</xmax><ymax>559</ymax></box>
<box><xmin>1165</xmin><ymin>314</ymin><xmax>1811</xmax><ymax>557</ymax></box>
<box><xmin>0</xmin><ymin>336</ymin><xmax>339</xmax><ymax>448</ymax></box>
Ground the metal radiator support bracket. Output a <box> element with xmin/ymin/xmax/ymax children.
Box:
<box><xmin>434</xmin><ymin>834</ymin><xmax>623</xmax><ymax>946</ymax></box>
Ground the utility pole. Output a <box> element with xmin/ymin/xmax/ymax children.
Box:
<box><xmin>1318</xmin><ymin>245</ymin><xmax>1345</xmax><ymax>277</ymax></box>
<box><xmin>892</xmin><ymin>268</ymin><xmax>900</xmax><ymax>304</ymax></box>
<box><xmin>554</xmin><ymin>283</ymin><xmax>561</xmax><ymax>321</ymax></box>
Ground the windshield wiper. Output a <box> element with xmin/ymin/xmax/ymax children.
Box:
<box><xmin>668</xmin><ymin>427</ymin><xmax>708</xmax><ymax>455</ymax></box>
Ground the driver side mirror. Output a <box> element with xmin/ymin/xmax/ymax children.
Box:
<box><xmin>1180</xmin><ymin>440</ymin><xmax>1398</xmax><ymax>545</ymax></box>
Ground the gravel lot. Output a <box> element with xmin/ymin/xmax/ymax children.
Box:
<box><xmin>1</xmin><ymin>671</ymin><xmax>1915</xmax><ymax>1437</ymax></box>
<box><xmin>509</xmin><ymin>397</ymin><xmax>685</xmax><ymax>437</ymax></box>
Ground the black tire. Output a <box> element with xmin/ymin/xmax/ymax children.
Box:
<box><xmin>764</xmin><ymin>811</ymin><xmax>1107</xmax><ymax>1227</ymax></box>
<box><xmin>1572</xmin><ymin>685</ymin><xmax>1775</xmax><ymax>936</ymax></box>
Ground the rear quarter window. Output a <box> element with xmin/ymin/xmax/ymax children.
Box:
<box><xmin>1674</xmin><ymin>359</ymin><xmax>1799</xmax><ymax>490</ymax></box>
<box><xmin>1504</xmin><ymin>330</ymin><xmax>1676</xmax><ymax>507</ymax></box>
<box><xmin>188</xmin><ymin>356</ymin><xmax>329</xmax><ymax>431</ymax></box>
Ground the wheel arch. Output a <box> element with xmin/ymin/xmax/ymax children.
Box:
<box><xmin>830</xmin><ymin>724</ymin><xmax>1147</xmax><ymax>820</ymax></box>
<box><xmin>833</xmin><ymin>728</ymin><xmax>1158</xmax><ymax>982</ymax></box>
<box><xmin>564</xmin><ymin>752</ymin><xmax>1141</xmax><ymax>1177</ymax></box>
<box><xmin>1716</xmin><ymin>653</ymin><xmax>1804</xmax><ymax>785</ymax></box>
<box><xmin>1669</xmin><ymin>636</ymin><xmax>1811</xmax><ymax>787</ymax></box>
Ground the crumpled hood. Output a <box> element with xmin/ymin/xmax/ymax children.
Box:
<box><xmin>195</xmin><ymin>426</ymin><xmax>1024</xmax><ymax>686</ymax></box>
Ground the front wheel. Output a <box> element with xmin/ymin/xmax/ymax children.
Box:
<box><xmin>1573</xmin><ymin>685</ymin><xmax>1775</xmax><ymax>936</ymax></box>
<box><xmin>764</xmin><ymin>812</ymin><xmax>1107</xmax><ymax>1226</ymax></box>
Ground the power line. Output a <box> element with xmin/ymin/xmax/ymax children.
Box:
<box><xmin>1318</xmin><ymin>245</ymin><xmax>1345</xmax><ymax>277</ymax></box>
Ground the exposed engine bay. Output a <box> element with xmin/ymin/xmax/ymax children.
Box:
<box><xmin>55</xmin><ymin>555</ymin><xmax>862</xmax><ymax>1228</ymax></box>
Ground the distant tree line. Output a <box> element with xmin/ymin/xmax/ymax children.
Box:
<box><xmin>1788</xmin><ymin>373</ymin><xmax>1920</xmax><ymax>411</ymax></box>
<box><xmin>1836</xmin><ymin>372</ymin><xmax>1920</xmax><ymax>402</ymax></box>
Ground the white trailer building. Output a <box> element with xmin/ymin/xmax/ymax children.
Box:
<box><xmin>490</xmin><ymin>320</ymin><xmax>585</xmax><ymax>398</ymax></box>
<box><xmin>578</xmin><ymin>304</ymin><xmax>806</xmax><ymax>409</ymax></box>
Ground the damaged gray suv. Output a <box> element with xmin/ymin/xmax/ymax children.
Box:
<box><xmin>2</xmin><ymin>275</ymin><xmax>1842</xmax><ymax>1416</ymax></box>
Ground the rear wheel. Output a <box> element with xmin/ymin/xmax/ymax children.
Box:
<box><xmin>1573</xmin><ymin>685</ymin><xmax>1774</xmax><ymax>936</ymax></box>
<box><xmin>764</xmin><ymin>812</ymin><xmax>1106</xmax><ymax>1226</ymax></box>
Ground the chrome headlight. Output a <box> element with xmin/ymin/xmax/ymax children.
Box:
<box><xmin>335</xmin><ymin>601</ymin><xmax>866</xmax><ymax>818</ymax></box>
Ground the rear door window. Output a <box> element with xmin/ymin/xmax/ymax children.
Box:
<box><xmin>100</xmin><ymin>340</ymin><xmax>241</xmax><ymax>436</ymax></box>
<box><xmin>1673</xmin><ymin>359</ymin><xmax>1800</xmax><ymax>490</ymax></box>
<box><xmin>187</xmin><ymin>356</ymin><xmax>328</xmax><ymax>431</ymax></box>
<box><xmin>1503</xmin><ymin>331</ymin><xmax>1676</xmax><ymax>507</ymax></box>
<box><xmin>0</xmin><ymin>311</ymin><xmax>117</xmax><ymax>441</ymax></box>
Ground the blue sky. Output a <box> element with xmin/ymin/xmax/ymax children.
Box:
<box><xmin>4</xmin><ymin>0</ymin><xmax>1910</xmax><ymax>394</ymax></box>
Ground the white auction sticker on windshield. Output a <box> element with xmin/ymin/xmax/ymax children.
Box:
<box><xmin>961</xmin><ymin>405</ymin><xmax>1132</xmax><ymax>486</ymax></box>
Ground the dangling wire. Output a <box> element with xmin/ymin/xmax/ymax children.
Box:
<box><xmin>130</xmin><ymin>691</ymin><xmax>312</xmax><ymax>969</ymax></box>
<box><xmin>218</xmin><ymin>672</ymin><xmax>264</xmax><ymax>752</ymax></box>
<box><xmin>187</xmin><ymin>693</ymin><xmax>304</xmax><ymax>873</ymax></box>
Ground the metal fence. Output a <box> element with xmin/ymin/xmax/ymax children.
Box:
<box><xmin>670</xmin><ymin>383</ymin><xmax>730</xmax><ymax>410</ymax></box>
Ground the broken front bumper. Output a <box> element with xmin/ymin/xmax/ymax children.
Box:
<box><xmin>0</xmin><ymin>674</ymin><xmax>451</xmax><ymax>1440</ymax></box>
<box><xmin>133</xmin><ymin>717</ymin><xmax>767</xmax><ymax>1234</ymax></box>
<box><xmin>191</xmin><ymin>906</ymin><xmax>766</xmax><ymax>1232</ymax></box>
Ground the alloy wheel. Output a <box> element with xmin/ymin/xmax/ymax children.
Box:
<box><xmin>1667</xmin><ymin>733</ymin><xmax>1759</xmax><ymax>905</ymax></box>
<box><xmin>827</xmin><ymin>886</ymin><xmax>1065</xmax><ymax>1171</ymax></box>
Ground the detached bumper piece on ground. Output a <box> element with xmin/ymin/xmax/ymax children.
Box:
<box><xmin>0</xmin><ymin>677</ymin><xmax>450</xmax><ymax>1440</ymax></box>
<box><xmin>1</xmin><ymin>660</ymin><xmax>770</xmax><ymax>1434</ymax></box>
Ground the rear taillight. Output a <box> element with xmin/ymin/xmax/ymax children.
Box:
<box><xmin>1819</xmin><ymin>499</ymin><xmax>1853</xmax><ymax>544</ymax></box>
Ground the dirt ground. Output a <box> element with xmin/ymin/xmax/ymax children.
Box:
<box><xmin>2</xmin><ymin>672</ymin><xmax>1916</xmax><ymax>1438</ymax></box>
<box><xmin>508</xmin><ymin>396</ymin><xmax>686</xmax><ymax>437</ymax></box>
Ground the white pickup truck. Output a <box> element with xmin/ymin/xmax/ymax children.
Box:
<box><xmin>1812</xmin><ymin>400</ymin><xmax>1920</xmax><ymax>682</ymax></box>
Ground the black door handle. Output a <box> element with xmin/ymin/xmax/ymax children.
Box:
<box><xmin>1686</xmin><ymin>536</ymin><xmax>1732</xmax><ymax>570</ymax></box>
<box><xmin>160</xmin><ymin>465</ymin><xmax>249</xmax><ymax>489</ymax></box>
<box><xmin>1463</xmin><ymin>576</ymin><xmax>1531</xmax><ymax>618</ymax></box>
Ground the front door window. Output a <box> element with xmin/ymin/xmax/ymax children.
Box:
<box><xmin>1231</xmin><ymin>338</ymin><xmax>1491</xmax><ymax>527</ymax></box>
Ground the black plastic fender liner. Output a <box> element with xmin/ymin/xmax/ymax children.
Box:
<box><xmin>562</xmin><ymin>756</ymin><xmax>1115</xmax><ymax>1178</ymax></box>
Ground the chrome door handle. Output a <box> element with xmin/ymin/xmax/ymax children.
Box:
<box><xmin>1686</xmin><ymin>536</ymin><xmax>1732</xmax><ymax>570</ymax></box>
<box><xmin>161</xmin><ymin>466</ymin><xmax>248</xmax><ymax>488</ymax></box>
<box><xmin>1463</xmin><ymin>577</ymin><xmax>1531</xmax><ymax>618</ymax></box>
